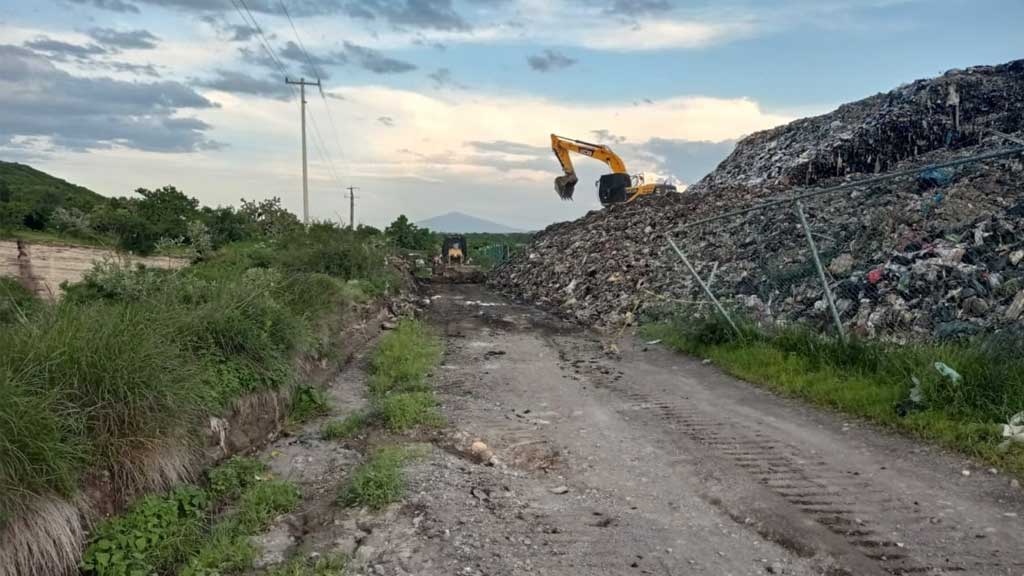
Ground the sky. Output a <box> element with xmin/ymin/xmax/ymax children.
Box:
<box><xmin>1</xmin><ymin>0</ymin><xmax>1022</xmax><ymax>230</ymax></box>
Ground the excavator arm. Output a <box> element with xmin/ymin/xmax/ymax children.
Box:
<box><xmin>550</xmin><ymin>134</ymin><xmax>628</xmax><ymax>200</ymax></box>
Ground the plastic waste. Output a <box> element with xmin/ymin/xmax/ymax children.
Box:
<box><xmin>934</xmin><ymin>362</ymin><xmax>962</xmax><ymax>385</ymax></box>
<box><xmin>1001</xmin><ymin>412</ymin><xmax>1024</xmax><ymax>450</ymax></box>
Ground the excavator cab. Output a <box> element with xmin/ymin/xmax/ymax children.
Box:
<box><xmin>597</xmin><ymin>173</ymin><xmax>631</xmax><ymax>204</ymax></box>
<box><xmin>442</xmin><ymin>236</ymin><xmax>467</xmax><ymax>265</ymax></box>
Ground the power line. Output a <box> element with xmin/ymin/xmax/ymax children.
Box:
<box><xmin>277</xmin><ymin>0</ymin><xmax>347</xmax><ymax>171</ymax></box>
<box><xmin>228</xmin><ymin>0</ymin><xmax>347</xmax><ymax>210</ymax></box>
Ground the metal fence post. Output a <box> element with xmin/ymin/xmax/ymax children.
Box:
<box><xmin>666</xmin><ymin>236</ymin><xmax>742</xmax><ymax>338</ymax></box>
<box><xmin>795</xmin><ymin>201</ymin><xmax>846</xmax><ymax>341</ymax></box>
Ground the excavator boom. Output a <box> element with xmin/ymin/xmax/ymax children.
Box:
<box><xmin>550</xmin><ymin>134</ymin><xmax>628</xmax><ymax>200</ymax></box>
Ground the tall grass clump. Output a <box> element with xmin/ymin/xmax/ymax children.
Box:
<box><xmin>0</xmin><ymin>276</ymin><xmax>37</xmax><ymax>325</ymax></box>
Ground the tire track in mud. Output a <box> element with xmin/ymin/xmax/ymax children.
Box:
<box><xmin>548</xmin><ymin>335</ymin><xmax>1024</xmax><ymax>576</ymax></box>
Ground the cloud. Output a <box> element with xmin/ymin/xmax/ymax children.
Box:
<box><xmin>377</xmin><ymin>115</ymin><xmax>395</xmax><ymax>127</ymax></box>
<box><xmin>68</xmin><ymin>0</ymin><xmax>346</xmax><ymax>16</ymax></box>
<box><xmin>605</xmin><ymin>0</ymin><xmax>672</xmax><ymax>16</ymax></box>
<box><xmin>341</xmin><ymin>0</ymin><xmax>469</xmax><ymax>31</ymax></box>
<box><xmin>279</xmin><ymin>41</ymin><xmax>349</xmax><ymax>79</ymax></box>
<box><xmin>590</xmin><ymin>129</ymin><xmax>626</xmax><ymax>144</ymax></box>
<box><xmin>228</xmin><ymin>25</ymin><xmax>259</xmax><ymax>41</ymax></box>
<box><xmin>467</xmin><ymin>140</ymin><xmax>549</xmax><ymax>156</ymax></box>
<box><xmin>87</xmin><ymin>28</ymin><xmax>160</xmax><ymax>49</ymax></box>
<box><xmin>107</xmin><ymin>61</ymin><xmax>162</xmax><ymax>77</ymax></box>
<box><xmin>635</xmin><ymin>137</ymin><xmax>736</xmax><ymax>184</ymax></box>
<box><xmin>65</xmin><ymin>0</ymin><xmax>140</xmax><ymax>13</ymax></box>
<box><xmin>194</xmin><ymin>69</ymin><xmax>293</xmax><ymax>100</ymax></box>
<box><xmin>0</xmin><ymin>45</ymin><xmax>219</xmax><ymax>153</ymax></box>
<box><xmin>343</xmin><ymin>42</ymin><xmax>416</xmax><ymax>74</ymax></box>
<box><xmin>427</xmin><ymin>67</ymin><xmax>464</xmax><ymax>89</ymax></box>
<box><xmin>23</xmin><ymin>37</ymin><xmax>107</xmax><ymax>61</ymax></box>
<box><xmin>527</xmin><ymin>49</ymin><xmax>576</xmax><ymax>72</ymax></box>
<box><xmin>579</xmin><ymin>19</ymin><xmax>750</xmax><ymax>51</ymax></box>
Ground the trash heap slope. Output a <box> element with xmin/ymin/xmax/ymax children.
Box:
<box><xmin>490</xmin><ymin>60</ymin><xmax>1024</xmax><ymax>339</ymax></box>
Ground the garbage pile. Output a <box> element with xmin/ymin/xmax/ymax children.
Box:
<box><xmin>490</xmin><ymin>60</ymin><xmax>1024</xmax><ymax>340</ymax></box>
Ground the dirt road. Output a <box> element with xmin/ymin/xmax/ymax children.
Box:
<box><xmin>262</xmin><ymin>284</ymin><xmax>1024</xmax><ymax>575</ymax></box>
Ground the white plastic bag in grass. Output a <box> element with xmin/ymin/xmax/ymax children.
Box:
<box><xmin>1002</xmin><ymin>412</ymin><xmax>1024</xmax><ymax>448</ymax></box>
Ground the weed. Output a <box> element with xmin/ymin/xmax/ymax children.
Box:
<box><xmin>177</xmin><ymin>519</ymin><xmax>256</xmax><ymax>576</ymax></box>
<box><xmin>321</xmin><ymin>412</ymin><xmax>370</xmax><ymax>440</ymax></box>
<box><xmin>367</xmin><ymin>320</ymin><xmax>442</xmax><ymax>398</ymax></box>
<box><xmin>267</xmin><ymin>554</ymin><xmax>348</xmax><ymax>576</ymax></box>
<box><xmin>338</xmin><ymin>447</ymin><xmax>407</xmax><ymax>510</ymax></box>
<box><xmin>236</xmin><ymin>479</ymin><xmax>301</xmax><ymax>532</ymax></box>
<box><xmin>207</xmin><ymin>456</ymin><xmax>266</xmax><ymax>501</ymax></box>
<box><xmin>373</xmin><ymin>392</ymin><xmax>445</xmax><ymax>432</ymax></box>
<box><xmin>289</xmin><ymin>385</ymin><xmax>332</xmax><ymax>425</ymax></box>
<box><xmin>80</xmin><ymin>486</ymin><xmax>208</xmax><ymax>576</ymax></box>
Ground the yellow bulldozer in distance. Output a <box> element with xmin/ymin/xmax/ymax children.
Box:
<box><xmin>550</xmin><ymin>133</ymin><xmax>677</xmax><ymax>205</ymax></box>
<box><xmin>432</xmin><ymin>235</ymin><xmax>484</xmax><ymax>284</ymax></box>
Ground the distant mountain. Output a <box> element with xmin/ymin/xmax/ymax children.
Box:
<box><xmin>417</xmin><ymin>211</ymin><xmax>523</xmax><ymax>233</ymax></box>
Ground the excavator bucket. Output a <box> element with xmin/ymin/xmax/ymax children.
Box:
<box><xmin>555</xmin><ymin>173</ymin><xmax>579</xmax><ymax>200</ymax></box>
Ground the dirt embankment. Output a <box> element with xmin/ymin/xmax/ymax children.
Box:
<box><xmin>0</xmin><ymin>298</ymin><xmax>392</xmax><ymax>576</ymax></box>
<box><xmin>0</xmin><ymin>239</ymin><xmax>187</xmax><ymax>299</ymax></box>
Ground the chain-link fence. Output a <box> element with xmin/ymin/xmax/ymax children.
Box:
<box><xmin>661</xmin><ymin>140</ymin><xmax>1024</xmax><ymax>343</ymax></box>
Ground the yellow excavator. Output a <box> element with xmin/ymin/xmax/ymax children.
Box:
<box><xmin>551</xmin><ymin>133</ymin><xmax>677</xmax><ymax>205</ymax></box>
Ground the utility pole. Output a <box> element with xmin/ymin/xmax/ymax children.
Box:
<box><xmin>285</xmin><ymin>77</ymin><xmax>321</xmax><ymax>224</ymax></box>
<box><xmin>346</xmin><ymin>186</ymin><xmax>360</xmax><ymax>229</ymax></box>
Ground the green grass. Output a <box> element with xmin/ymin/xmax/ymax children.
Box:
<box><xmin>289</xmin><ymin>385</ymin><xmax>332</xmax><ymax>426</ymax></box>
<box><xmin>206</xmin><ymin>456</ymin><xmax>266</xmax><ymax>501</ymax></box>
<box><xmin>338</xmin><ymin>447</ymin><xmax>409</xmax><ymax>510</ymax></box>
<box><xmin>367</xmin><ymin>319</ymin><xmax>442</xmax><ymax>397</ymax></box>
<box><xmin>373</xmin><ymin>392</ymin><xmax>446</xmax><ymax>432</ymax></box>
<box><xmin>81</xmin><ymin>457</ymin><xmax>301</xmax><ymax>576</ymax></box>
<box><xmin>642</xmin><ymin>313</ymin><xmax>1024</xmax><ymax>477</ymax></box>
<box><xmin>321</xmin><ymin>412</ymin><xmax>370</xmax><ymax>440</ymax></box>
<box><xmin>2</xmin><ymin>225</ymin><xmax>390</xmax><ymax>526</ymax></box>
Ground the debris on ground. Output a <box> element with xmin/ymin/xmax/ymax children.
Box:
<box><xmin>490</xmin><ymin>60</ymin><xmax>1024</xmax><ymax>340</ymax></box>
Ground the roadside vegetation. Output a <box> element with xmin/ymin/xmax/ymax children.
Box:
<box><xmin>338</xmin><ymin>446</ymin><xmax>411</xmax><ymax>510</ymax></box>
<box><xmin>79</xmin><ymin>457</ymin><xmax>299</xmax><ymax>576</ymax></box>
<box><xmin>642</xmin><ymin>311</ymin><xmax>1024</xmax><ymax>476</ymax></box>
<box><xmin>321</xmin><ymin>318</ymin><xmax>445</xmax><ymax>441</ymax></box>
<box><xmin>0</xmin><ymin>179</ymin><xmax>400</xmax><ymax>529</ymax></box>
